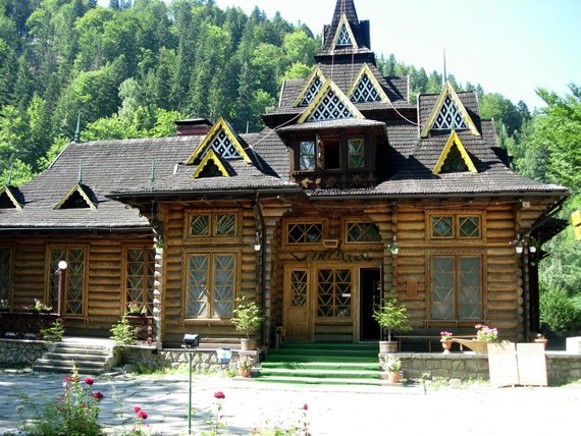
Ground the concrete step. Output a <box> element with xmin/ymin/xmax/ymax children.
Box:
<box><xmin>33</xmin><ymin>339</ymin><xmax>114</xmax><ymax>375</ymax></box>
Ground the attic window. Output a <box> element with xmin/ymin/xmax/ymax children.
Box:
<box><xmin>198</xmin><ymin>160</ymin><xmax>222</xmax><ymax>177</ymax></box>
<box><xmin>433</xmin><ymin>131</ymin><xmax>477</xmax><ymax>175</ymax></box>
<box><xmin>440</xmin><ymin>144</ymin><xmax>469</xmax><ymax>173</ymax></box>
<box><xmin>433</xmin><ymin>96</ymin><xmax>468</xmax><ymax>130</ymax></box>
<box><xmin>0</xmin><ymin>191</ymin><xmax>17</xmax><ymax>209</ymax></box>
<box><xmin>351</xmin><ymin>74</ymin><xmax>381</xmax><ymax>103</ymax></box>
<box><xmin>299</xmin><ymin>75</ymin><xmax>324</xmax><ymax>107</ymax></box>
<box><xmin>0</xmin><ymin>187</ymin><xmax>22</xmax><ymax>209</ymax></box>
<box><xmin>336</xmin><ymin>25</ymin><xmax>352</xmax><ymax>46</ymax></box>
<box><xmin>54</xmin><ymin>184</ymin><xmax>97</xmax><ymax>210</ymax></box>
<box><xmin>309</xmin><ymin>89</ymin><xmax>355</xmax><ymax>121</ymax></box>
<box><xmin>208</xmin><ymin>129</ymin><xmax>240</xmax><ymax>160</ymax></box>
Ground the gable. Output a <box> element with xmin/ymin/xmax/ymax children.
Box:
<box><xmin>347</xmin><ymin>64</ymin><xmax>390</xmax><ymax>103</ymax></box>
<box><xmin>186</xmin><ymin>118</ymin><xmax>252</xmax><ymax>165</ymax></box>
<box><xmin>298</xmin><ymin>79</ymin><xmax>364</xmax><ymax>124</ymax></box>
<box><xmin>332</xmin><ymin>14</ymin><xmax>359</xmax><ymax>49</ymax></box>
<box><xmin>0</xmin><ymin>186</ymin><xmax>22</xmax><ymax>209</ymax></box>
<box><xmin>421</xmin><ymin>82</ymin><xmax>480</xmax><ymax>138</ymax></box>
<box><xmin>433</xmin><ymin>131</ymin><xmax>477</xmax><ymax>174</ymax></box>
<box><xmin>54</xmin><ymin>184</ymin><xmax>97</xmax><ymax>210</ymax></box>
<box><xmin>295</xmin><ymin>68</ymin><xmax>326</xmax><ymax>107</ymax></box>
<box><xmin>193</xmin><ymin>149</ymin><xmax>233</xmax><ymax>179</ymax></box>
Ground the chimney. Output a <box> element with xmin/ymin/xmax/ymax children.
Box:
<box><xmin>175</xmin><ymin>118</ymin><xmax>213</xmax><ymax>136</ymax></box>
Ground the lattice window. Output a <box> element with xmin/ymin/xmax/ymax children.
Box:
<box><xmin>308</xmin><ymin>89</ymin><xmax>354</xmax><ymax>122</ymax></box>
<box><xmin>346</xmin><ymin>222</ymin><xmax>380</xmax><ymax>242</ymax></box>
<box><xmin>49</xmin><ymin>247</ymin><xmax>86</xmax><ymax>315</ymax></box>
<box><xmin>290</xmin><ymin>270</ymin><xmax>308</xmax><ymax>307</ymax></box>
<box><xmin>186</xmin><ymin>253</ymin><xmax>235</xmax><ymax>319</ymax></box>
<box><xmin>287</xmin><ymin>222</ymin><xmax>323</xmax><ymax>244</ymax></box>
<box><xmin>432</xmin><ymin>216</ymin><xmax>453</xmax><ymax>238</ymax></box>
<box><xmin>351</xmin><ymin>74</ymin><xmax>382</xmax><ymax>103</ymax></box>
<box><xmin>215</xmin><ymin>214</ymin><xmax>236</xmax><ymax>236</ymax></box>
<box><xmin>433</xmin><ymin>96</ymin><xmax>468</xmax><ymax>130</ymax></box>
<box><xmin>459</xmin><ymin>216</ymin><xmax>481</xmax><ymax>238</ymax></box>
<box><xmin>317</xmin><ymin>269</ymin><xmax>351</xmax><ymax>317</ymax></box>
<box><xmin>299</xmin><ymin>76</ymin><xmax>323</xmax><ymax>107</ymax></box>
<box><xmin>190</xmin><ymin>213</ymin><xmax>237</xmax><ymax>237</ymax></box>
<box><xmin>126</xmin><ymin>248</ymin><xmax>154</xmax><ymax>314</ymax></box>
<box><xmin>299</xmin><ymin>141</ymin><xmax>316</xmax><ymax>170</ymax></box>
<box><xmin>207</xmin><ymin>129</ymin><xmax>240</xmax><ymax>160</ymax></box>
<box><xmin>0</xmin><ymin>247</ymin><xmax>11</xmax><ymax>304</ymax></box>
<box><xmin>348</xmin><ymin>139</ymin><xmax>364</xmax><ymax>168</ymax></box>
<box><xmin>190</xmin><ymin>214</ymin><xmax>210</xmax><ymax>236</ymax></box>
<box><xmin>430</xmin><ymin>214</ymin><xmax>482</xmax><ymax>239</ymax></box>
<box><xmin>336</xmin><ymin>25</ymin><xmax>352</xmax><ymax>47</ymax></box>
<box><xmin>431</xmin><ymin>255</ymin><xmax>481</xmax><ymax>320</ymax></box>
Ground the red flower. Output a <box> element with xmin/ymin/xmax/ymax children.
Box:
<box><xmin>84</xmin><ymin>377</ymin><xmax>94</xmax><ymax>386</ymax></box>
<box><xmin>93</xmin><ymin>392</ymin><xmax>104</xmax><ymax>400</ymax></box>
<box><xmin>302</xmin><ymin>403</ymin><xmax>309</xmax><ymax>411</ymax></box>
<box><xmin>134</xmin><ymin>406</ymin><xmax>141</xmax><ymax>413</ymax></box>
<box><xmin>214</xmin><ymin>391</ymin><xmax>225</xmax><ymax>399</ymax></box>
<box><xmin>138</xmin><ymin>410</ymin><xmax>148</xmax><ymax>420</ymax></box>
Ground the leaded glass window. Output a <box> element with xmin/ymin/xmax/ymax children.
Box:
<box><xmin>290</xmin><ymin>270</ymin><xmax>308</xmax><ymax>307</ymax></box>
<box><xmin>433</xmin><ymin>96</ymin><xmax>468</xmax><ymax>130</ymax></box>
<box><xmin>308</xmin><ymin>89</ymin><xmax>354</xmax><ymax>122</ymax></box>
<box><xmin>126</xmin><ymin>248</ymin><xmax>154</xmax><ymax>313</ymax></box>
<box><xmin>431</xmin><ymin>255</ymin><xmax>481</xmax><ymax>320</ymax></box>
<box><xmin>336</xmin><ymin>25</ymin><xmax>352</xmax><ymax>47</ymax></box>
<box><xmin>287</xmin><ymin>222</ymin><xmax>323</xmax><ymax>244</ymax></box>
<box><xmin>351</xmin><ymin>74</ymin><xmax>381</xmax><ymax>103</ymax></box>
<box><xmin>190</xmin><ymin>213</ymin><xmax>237</xmax><ymax>237</ymax></box>
<box><xmin>317</xmin><ymin>269</ymin><xmax>351</xmax><ymax>317</ymax></box>
<box><xmin>49</xmin><ymin>247</ymin><xmax>85</xmax><ymax>315</ymax></box>
<box><xmin>299</xmin><ymin>76</ymin><xmax>323</xmax><ymax>107</ymax></box>
<box><xmin>459</xmin><ymin>216</ymin><xmax>481</xmax><ymax>238</ymax></box>
<box><xmin>0</xmin><ymin>247</ymin><xmax>11</xmax><ymax>305</ymax></box>
<box><xmin>348</xmin><ymin>139</ymin><xmax>364</xmax><ymax>168</ymax></box>
<box><xmin>186</xmin><ymin>253</ymin><xmax>235</xmax><ymax>319</ymax></box>
<box><xmin>432</xmin><ymin>216</ymin><xmax>453</xmax><ymax>238</ymax></box>
<box><xmin>346</xmin><ymin>222</ymin><xmax>380</xmax><ymax>242</ymax></box>
<box><xmin>430</xmin><ymin>214</ymin><xmax>482</xmax><ymax>239</ymax></box>
<box><xmin>300</xmin><ymin>141</ymin><xmax>316</xmax><ymax>170</ymax></box>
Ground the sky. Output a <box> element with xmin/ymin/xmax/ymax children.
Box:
<box><xmin>98</xmin><ymin>0</ymin><xmax>581</xmax><ymax>110</ymax></box>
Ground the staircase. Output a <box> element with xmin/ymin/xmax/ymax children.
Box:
<box><xmin>33</xmin><ymin>338</ymin><xmax>115</xmax><ymax>375</ymax></box>
<box><xmin>257</xmin><ymin>342</ymin><xmax>381</xmax><ymax>386</ymax></box>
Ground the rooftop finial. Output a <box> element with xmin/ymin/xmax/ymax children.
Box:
<box><xmin>74</xmin><ymin>112</ymin><xmax>81</xmax><ymax>143</ymax></box>
<box><xmin>443</xmin><ymin>47</ymin><xmax>448</xmax><ymax>85</ymax></box>
<box><xmin>150</xmin><ymin>161</ymin><xmax>155</xmax><ymax>183</ymax></box>
<box><xmin>6</xmin><ymin>163</ymin><xmax>13</xmax><ymax>186</ymax></box>
<box><xmin>78</xmin><ymin>162</ymin><xmax>83</xmax><ymax>184</ymax></box>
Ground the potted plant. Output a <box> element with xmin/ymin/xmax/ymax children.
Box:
<box><xmin>440</xmin><ymin>331</ymin><xmax>453</xmax><ymax>354</ymax></box>
<box><xmin>237</xmin><ymin>355</ymin><xmax>254</xmax><ymax>378</ymax></box>
<box><xmin>231</xmin><ymin>296</ymin><xmax>264</xmax><ymax>350</ymax></box>
<box><xmin>372</xmin><ymin>293</ymin><xmax>411</xmax><ymax>353</ymax></box>
<box><xmin>126</xmin><ymin>301</ymin><xmax>147</xmax><ymax>316</ymax></box>
<box><xmin>380</xmin><ymin>355</ymin><xmax>402</xmax><ymax>383</ymax></box>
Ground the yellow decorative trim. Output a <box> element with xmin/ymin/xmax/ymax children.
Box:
<box><xmin>421</xmin><ymin>81</ymin><xmax>480</xmax><ymax>138</ymax></box>
<box><xmin>192</xmin><ymin>149</ymin><xmax>231</xmax><ymax>178</ymax></box>
<box><xmin>433</xmin><ymin>131</ymin><xmax>478</xmax><ymax>174</ymax></box>
<box><xmin>186</xmin><ymin>117</ymin><xmax>251</xmax><ymax>165</ymax></box>
<box><xmin>54</xmin><ymin>184</ymin><xmax>97</xmax><ymax>210</ymax></box>
<box><xmin>293</xmin><ymin>67</ymin><xmax>326</xmax><ymax>107</ymax></box>
<box><xmin>0</xmin><ymin>186</ymin><xmax>22</xmax><ymax>209</ymax></box>
<box><xmin>346</xmin><ymin>64</ymin><xmax>390</xmax><ymax>103</ymax></box>
<box><xmin>297</xmin><ymin>79</ymin><xmax>364</xmax><ymax>124</ymax></box>
<box><xmin>331</xmin><ymin>14</ymin><xmax>359</xmax><ymax>50</ymax></box>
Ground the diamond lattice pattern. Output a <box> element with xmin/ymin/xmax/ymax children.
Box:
<box><xmin>351</xmin><ymin>74</ymin><xmax>381</xmax><ymax>103</ymax></box>
<box><xmin>433</xmin><ymin>96</ymin><xmax>468</xmax><ymax>130</ymax></box>
<box><xmin>300</xmin><ymin>76</ymin><xmax>323</xmax><ymax>107</ymax></box>
<box><xmin>291</xmin><ymin>270</ymin><xmax>308</xmax><ymax>307</ymax></box>
<box><xmin>336</xmin><ymin>25</ymin><xmax>352</xmax><ymax>46</ymax></box>
<box><xmin>317</xmin><ymin>269</ymin><xmax>351</xmax><ymax>317</ymax></box>
<box><xmin>205</xmin><ymin>129</ymin><xmax>240</xmax><ymax>160</ymax></box>
<box><xmin>308</xmin><ymin>89</ymin><xmax>355</xmax><ymax>122</ymax></box>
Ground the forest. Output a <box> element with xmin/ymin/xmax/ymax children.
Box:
<box><xmin>0</xmin><ymin>0</ymin><xmax>579</xmax><ymax>332</ymax></box>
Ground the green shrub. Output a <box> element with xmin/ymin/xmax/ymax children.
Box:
<box><xmin>40</xmin><ymin>318</ymin><xmax>64</xmax><ymax>342</ymax></box>
<box><xmin>109</xmin><ymin>317</ymin><xmax>136</xmax><ymax>346</ymax></box>
<box><xmin>540</xmin><ymin>286</ymin><xmax>581</xmax><ymax>333</ymax></box>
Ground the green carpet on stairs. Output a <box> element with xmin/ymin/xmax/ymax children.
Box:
<box><xmin>257</xmin><ymin>342</ymin><xmax>381</xmax><ymax>386</ymax></box>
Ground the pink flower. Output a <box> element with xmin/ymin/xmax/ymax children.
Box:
<box><xmin>214</xmin><ymin>391</ymin><xmax>225</xmax><ymax>399</ymax></box>
<box><xmin>138</xmin><ymin>410</ymin><xmax>148</xmax><ymax>420</ymax></box>
<box><xmin>84</xmin><ymin>377</ymin><xmax>94</xmax><ymax>386</ymax></box>
<box><xmin>93</xmin><ymin>392</ymin><xmax>104</xmax><ymax>400</ymax></box>
<box><xmin>134</xmin><ymin>406</ymin><xmax>141</xmax><ymax>413</ymax></box>
<box><xmin>302</xmin><ymin>403</ymin><xmax>309</xmax><ymax>411</ymax></box>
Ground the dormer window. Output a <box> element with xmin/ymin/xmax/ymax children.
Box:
<box><xmin>336</xmin><ymin>25</ymin><xmax>352</xmax><ymax>46</ymax></box>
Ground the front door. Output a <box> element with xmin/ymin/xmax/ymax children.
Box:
<box><xmin>359</xmin><ymin>268</ymin><xmax>381</xmax><ymax>341</ymax></box>
<box><xmin>283</xmin><ymin>268</ymin><xmax>311</xmax><ymax>341</ymax></box>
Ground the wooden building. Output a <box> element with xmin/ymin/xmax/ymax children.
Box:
<box><xmin>0</xmin><ymin>0</ymin><xmax>569</xmax><ymax>347</ymax></box>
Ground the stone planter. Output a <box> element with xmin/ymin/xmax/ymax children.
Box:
<box><xmin>240</xmin><ymin>338</ymin><xmax>257</xmax><ymax>350</ymax></box>
<box><xmin>379</xmin><ymin>340</ymin><xmax>398</xmax><ymax>353</ymax></box>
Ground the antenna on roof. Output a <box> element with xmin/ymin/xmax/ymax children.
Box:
<box><xmin>73</xmin><ymin>112</ymin><xmax>81</xmax><ymax>143</ymax></box>
<box><xmin>150</xmin><ymin>161</ymin><xmax>156</xmax><ymax>183</ymax></box>
<box><xmin>6</xmin><ymin>163</ymin><xmax>13</xmax><ymax>186</ymax></box>
<box><xmin>443</xmin><ymin>47</ymin><xmax>448</xmax><ymax>85</ymax></box>
<box><xmin>246</xmin><ymin>121</ymin><xmax>249</xmax><ymax>134</ymax></box>
<box><xmin>77</xmin><ymin>163</ymin><xmax>83</xmax><ymax>184</ymax></box>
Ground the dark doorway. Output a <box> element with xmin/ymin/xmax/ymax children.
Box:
<box><xmin>360</xmin><ymin>268</ymin><xmax>381</xmax><ymax>341</ymax></box>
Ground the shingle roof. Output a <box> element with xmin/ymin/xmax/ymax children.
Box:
<box><xmin>319</xmin><ymin>0</ymin><xmax>371</xmax><ymax>58</ymax></box>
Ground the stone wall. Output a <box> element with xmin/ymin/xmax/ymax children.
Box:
<box><xmin>0</xmin><ymin>339</ymin><xmax>49</xmax><ymax>366</ymax></box>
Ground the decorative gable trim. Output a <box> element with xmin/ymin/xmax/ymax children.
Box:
<box><xmin>0</xmin><ymin>186</ymin><xmax>22</xmax><ymax>209</ymax></box>
<box><xmin>421</xmin><ymin>82</ymin><xmax>480</xmax><ymax>138</ymax></box>
<box><xmin>186</xmin><ymin>118</ymin><xmax>252</xmax><ymax>165</ymax></box>
<box><xmin>54</xmin><ymin>184</ymin><xmax>97</xmax><ymax>210</ymax></box>
<box><xmin>433</xmin><ymin>131</ymin><xmax>478</xmax><ymax>174</ymax></box>
<box><xmin>347</xmin><ymin>64</ymin><xmax>390</xmax><ymax>103</ymax></box>
<box><xmin>331</xmin><ymin>14</ymin><xmax>359</xmax><ymax>49</ymax></box>
<box><xmin>294</xmin><ymin>67</ymin><xmax>326</xmax><ymax>107</ymax></box>
<box><xmin>193</xmin><ymin>149</ymin><xmax>233</xmax><ymax>178</ymax></box>
<box><xmin>298</xmin><ymin>79</ymin><xmax>364</xmax><ymax>124</ymax></box>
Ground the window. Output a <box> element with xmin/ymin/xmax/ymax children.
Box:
<box><xmin>431</xmin><ymin>255</ymin><xmax>482</xmax><ymax>320</ymax></box>
<box><xmin>336</xmin><ymin>25</ymin><xmax>352</xmax><ymax>46</ymax></box>
<box><xmin>290</xmin><ymin>270</ymin><xmax>308</xmax><ymax>307</ymax></box>
<box><xmin>346</xmin><ymin>222</ymin><xmax>380</xmax><ymax>243</ymax></box>
<box><xmin>287</xmin><ymin>222</ymin><xmax>323</xmax><ymax>244</ymax></box>
<box><xmin>186</xmin><ymin>253</ymin><xmax>236</xmax><ymax>319</ymax></box>
<box><xmin>433</xmin><ymin>96</ymin><xmax>468</xmax><ymax>131</ymax></box>
<box><xmin>0</xmin><ymin>247</ymin><xmax>11</xmax><ymax>306</ymax></box>
<box><xmin>348</xmin><ymin>139</ymin><xmax>364</xmax><ymax>168</ymax></box>
<box><xmin>189</xmin><ymin>212</ymin><xmax>237</xmax><ymax>237</ymax></box>
<box><xmin>351</xmin><ymin>74</ymin><xmax>382</xmax><ymax>103</ymax></box>
<box><xmin>125</xmin><ymin>247</ymin><xmax>154</xmax><ymax>314</ymax></box>
<box><xmin>48</xmin><ymin>247</ymin><xmax>86</xmax><ymax>315</ymax></box>
<box><xmin>299</xmin><ymin>141</ymin><xmax>316</xmax><ymax>170</ymax></box>
<box><xmin>317</xmin><ymin>269</ymin><xmax>351</xmax><ymax>317</ymax></box>
<box><xmin>429</xmin><ymin>213</ymin><xmax>482</xmax><ymax>239</ymax></box>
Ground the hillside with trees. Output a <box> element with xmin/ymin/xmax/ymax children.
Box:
<box><xmin>0</xmin><ymin>0</ymin><xmax>579</xmax><ymax>332</ymax></box>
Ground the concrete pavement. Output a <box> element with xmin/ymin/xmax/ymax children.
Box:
<box><xmin>0</xmin><ymin>368</ymin><xmax>580</xmax><ymax>435</ymax></box>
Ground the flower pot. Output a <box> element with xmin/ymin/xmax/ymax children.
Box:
<box><xmin>379</xmin><ymin>340</ymin><xmax>398</xmax><ymax>354</ymax></box>
<box><xmin>441</xmin><ymin>339</ymin><xmax>452</xmax><ymax>354</ymax></box>
<box><xmin>387</xmin><ymin>371</ymin><xmax>402</xmax><ymax>384</ymax></box>
<box><xmin>239</xmin><ymin>367</ymin><xmax>252</xmax><ymax>378</ymax></box>
<box><xmin>240</xmin><ymin>338</ymin><xmax>257</xmax><ymax>350</ymax></box>
<box><xmin>534</xmin><ymin>338</ymin><xmax>548</xmax><ymax>349</ymax></box>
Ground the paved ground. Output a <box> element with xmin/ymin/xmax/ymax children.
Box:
<box><xmin>0</xmin><ymin>369</ymin><xmax>579</xmax><ymax>435</ymax></box>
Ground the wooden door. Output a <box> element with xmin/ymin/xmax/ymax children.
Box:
<box><xmin>283</xmin><ymin>268</ymin><xmax>311</xmax><ymax>341</ymax></box>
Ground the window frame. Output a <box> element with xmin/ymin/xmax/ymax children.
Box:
<box><xmin>426</xmin><ymin>211</ymin><xmax>484</xmax><ymax>241</ymax></box>
<box><xmin>123</xmin><ymin>245</ymin><xmax>155</xmax><ymax>315</ymax></box>
<box><xmin>343</xmin><ymin>220</ymin><xmax>382</xmax><ymax>244</ymax></box>
<box><xmin>47</xmin><ymin>245</ymin><xmax>88</xmax><ymax>318</ymax></box>
<box><xmin>283</xmin><ymin>219</ymin><xmax>326</xmax><ymax>247</ymax></box>
<box><xmin>186</xmin><ymin>210</ymin><xmax>240</xmax><ymax>240</ymax></box>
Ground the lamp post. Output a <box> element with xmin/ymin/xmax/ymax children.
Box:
<box><xmin>183</xmin><ymin>334</ymin><xmax>199</xmax><ymax>435</ymax></box>
<box><xmin>56</xmin><ymin>260</ymin><xmax>68</xmax><ymax>316</ymax></box>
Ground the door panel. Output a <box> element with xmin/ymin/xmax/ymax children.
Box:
<box><xmin>284</xmin><ymin>268</ymin><xmax>310</xmax><ymax>341</ymax></box>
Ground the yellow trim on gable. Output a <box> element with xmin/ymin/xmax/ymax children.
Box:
<box><xmin>0</xmin><ymin>186</ymin><xmax>22</xmax><ymax>209</ymax></box>
<box><xmin>293</xmin><ymin>67</ymin><xmax>326</xmax><ymax>107</ymax></box>
<box><xmin>433</xmin><ymin>130</ymin><xmax>478</xmax><ymax>174</ymax></box>
<box><xmin>331</xmin><ymin>14</ymin><xmax>359</xmax><ymax>50</ymax></box>
<box><xmin>421</xmin><ymin>81</ymin><xmax>480</xmax><ymax>138</ymax></box>
<box><xmin>192</xmin><ymin>149</ymin><xmax>231</xmax><ymax>178</ymax></box>
<box><xmin>346</xmin><ymin>63</ymin><xmax>390</xmax><ymax>103</ymax></box>
<box><xmin>297</xmin><ymin>79</ymin><xmax>365</xmax><ymax>124</ymax></box>
<box><xmin>54</xmin><ymin>184</ymin><xmax>97</xmax><ymax>210</ymax></box>
<box><xmin>186</xmin><ymin>117</ymin><xmax>252</xmax><ymax>165</ymax></box>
